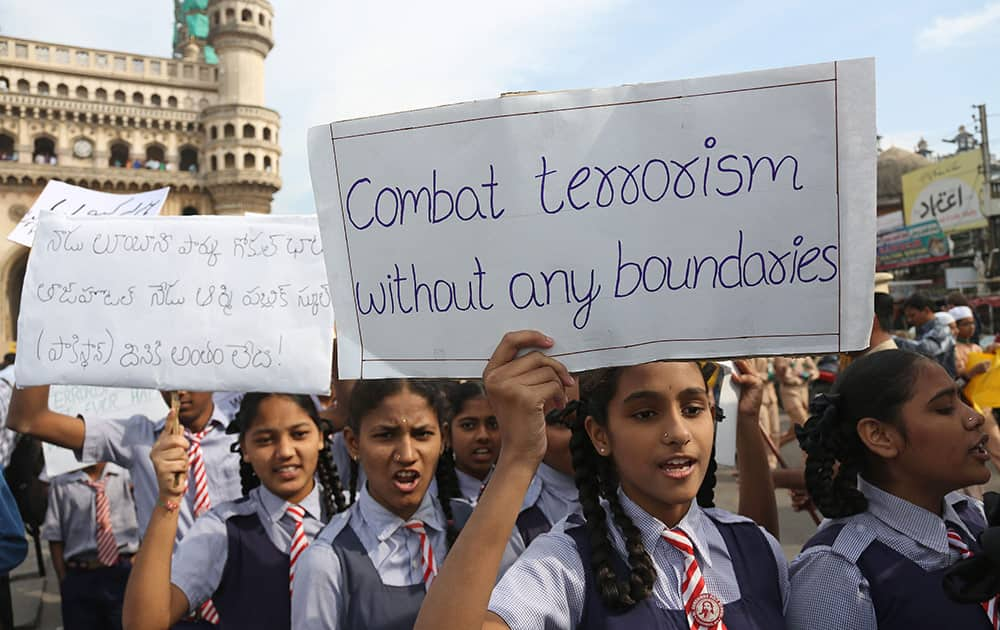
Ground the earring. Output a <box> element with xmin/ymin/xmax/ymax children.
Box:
<box><xmin>598</xmin><ymin>447</ymin><xmax>607</xmax><ymax>454</ymax></box>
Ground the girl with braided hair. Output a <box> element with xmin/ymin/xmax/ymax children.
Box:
<box><xmin>415</xmin><ymin>331</ymin><xmax>788</xmax><ymax>630</ymax></box>
<box><xmin>789</xmin><ymin>349</ymin><xmax>994</xmax><ymax>630</ymax></box>
<box><xmin>123</xmin><ymin>393</ymin><xmax>347</xmax><ymax>630</ymax></box>
<box><xmin>291</xmin><ymin>378</ymin><xmax>471</xmax><ymax>629</ymax></box>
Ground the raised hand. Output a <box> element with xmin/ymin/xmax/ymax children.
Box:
<box><xmin>151</xmin><ymin>409</ymin><xmax>190</xmax><ymax>503</ymax></box>
<box><xmin>483</xmin><ymin>330</ymin><xmax>574</xmax><ymax>466</ymax></box>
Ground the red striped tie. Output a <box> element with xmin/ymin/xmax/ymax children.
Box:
<box><xmin>947</xmin><ymin>528</ymin><xmax>1000</xmax><ymax>629</ymax></box>
<box><xmin>185</xmin><ymin>427</ymin><xmax>219</xmax><ymax>624</ymax></box>
<box><xmin>662</xmin><ymin>528</ymin><xmax>727</xmax><ymax>630</ymax></box>
<box><xmin>404</xmin><ymin>520</ymin><xmax>437</xmax><ymax>589</ymax></box>
<box><xmin>85</xmin><ymin>479</ymin><xmax>119</xmax><ymax>566</ymax></box>
<box><xmin>185</xmin><ymin>427</ymin><xmax>213</xmax><ymax>517</ymax></box>
<box><xmin>287</xmin><ymin>505</ymin><xmax>309</xmax><ymax>596</ymax></box>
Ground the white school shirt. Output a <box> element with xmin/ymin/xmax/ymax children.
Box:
<box><xmin>171</xmin><ymin>483</ymin><xmax>326</xmax><ymax>612</ymax></box>
<box><xmin>40</xmin><ymin>463</ymin><xmax>140</xmax><ymax>560</ymax></box>
<box><xmin>488</xmin><ymin>489</ymin><xmax>789</xmax><ymax>629</ymax></box>
<box><xmin>787</xmin><ymin>477</ymin><xmax>982</xmax><ymax>630</ymax></box>
<box><xmin>78</xmin><ymin>404</ymin><xmax>241</xmax><ymax>540</ymax></box>
<box><xmin>456</xmin><ymin>468</ymin><xmax>485</xmax><ymax>504</ymax></box>
<box><xmin>290</xmin><ymin>486</ymin><xmax>448</xmax><ymax>630</ymax></box>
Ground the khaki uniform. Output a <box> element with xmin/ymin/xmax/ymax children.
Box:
<box><xmin>751</xmin><ymin>358</ymin><xmax>780</xmax><ymax>467</ymax></box>
<box><xmin>774</xmin><ymin>356</ymin><xmax>818</xmax><ymax>427</ymax></box>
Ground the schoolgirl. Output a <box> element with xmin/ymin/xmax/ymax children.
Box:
<box><xmin>415</xmin><ymin>331</ymin><xmax>788</xmax><ymax>630</ymax></box>
<box><xmin>121</xmin><ymin>393</ymin><xmax>346</xmax><ymax>630</ymax></box>
<box><xmin>446</xmin><ymin>381</ymin><xmax>500</xmax><ymax>504</ymax></box>
<box><xmin>291</xmin><ymin>379</ymin><xmax>464</xmax><ymax>629</ymax></box>
<box><xmin>788</xmin><ymin>349</ymin><xmax>995</xmax><ymax>630</ymax></box>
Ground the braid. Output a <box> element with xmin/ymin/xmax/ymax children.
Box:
<box><xmin>239</xmin><ymin>457</ymin><xmax>260</xmax><ymax>496</ymax></box>
<box><xmin>598</xmin><ymin>455</ymin><xmax>656</xmax><ymax>605</ymax></box>
<box><xmin>435</xmin><ymin>447</ymin><xmax>461</xmax><ymax>546</ymax></box>
<box><xmin>696</xmin><ymin>441</ymin><xmax>718</xmax><ymax>508</ymax></box>
<box><xmin>570</xmin><ymin>414</ymin><xmax>655</xmax><ymax>610</ymax></box>
<box><xmin>801</xmin><ymin>414</ymin><xmax>867</xmax><ymax>518</ymax></box>
<box><xmin>316</xmin><ymin>423</ymin><xmax>347</xmax><ymax>516</ymax></box>
<box><xmin>348</xmin><ymin>458</ymin><xmax>359</xmax><ymax>506</ymax></box>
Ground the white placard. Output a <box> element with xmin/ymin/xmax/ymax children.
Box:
<box><xmin>43</xmin><ymin>386</ymin><xmax>168</xmax><ymax>478</ymax></box>
<box><xmin>15</xmin><ymin>214</ymin><xmax>334</xmax><ymax>393</ymax></box>
<box><xmin>309</xmin><ymin>59</ymin><xmax>876</xmax><ymax>379</ymax></box>
<box><xmin>8</xmin><ymin>180</ymin><xmax>168</xmax><ymax>247</ymax></box>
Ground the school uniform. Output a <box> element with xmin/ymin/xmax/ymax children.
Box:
<box><xmin>489</xmin><ymin>489</ymin><xmax>789</xmax><ymax>629</ymax></box>
<box><xmin>456</xmin><ymin>468</ymin><xmax>486</xmax><ymax>504</ymax></box>
<box><xmin>515</xmin><ymin>462</ymin><xmax>581</xmax><ymax>549</ymax></box>
<box><xmin>291</xmin><ymin>485</ymin><xmax>448</xmax><ymax>630</ymax></box>
<box><xmin>41</xmin><ymin>463</ymin><xmax>140</xmax><ymax>630</ymax></box>
<box><xmin>171</xmin><ymin>483</ymin><xmax>326</xmax><ymax>630</ymax></box>
<box><xmin>78</xmin><ymin>405</ymin><xmax>241</xmax><ymax>540</ymax></box>
<box><xmin>788</xmin><ymin>477</ymin><xmax>992</xmax><ymax>630</ymax></box>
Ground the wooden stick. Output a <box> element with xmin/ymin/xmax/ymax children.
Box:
<box><xmin>169</xmin><ymin>392</ymin><xmax>182</xmax><ymax>488</ymax></box>
<box><xmin>760</xmin><ymin>424</ymin><xmax>821</xmax><ymax>525</ymax></box>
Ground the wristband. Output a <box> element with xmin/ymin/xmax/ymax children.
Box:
<box><xmin>158</xmin><ymin>497</ymin><xmax>180</xmax><ymax>512</ymax></box>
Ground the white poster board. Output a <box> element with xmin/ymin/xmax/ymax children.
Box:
<box><xmin>43</xmin><ymin>386</ymin><xmax>168</xmax><ymax>478</ymax></box>
<box><xmin>15</xmin><ymin>214</ymin><xmax>334</xmax><ymax>393</ymax></box>
<box><xmin>8</xmin><ymin>180</ymin><xmax>168</xmax><ymax>247</ymax></box>
<box><xmin>309</xmin><ymin>59</ymin><xmax>877</xmax><ymax>379</ymax></box>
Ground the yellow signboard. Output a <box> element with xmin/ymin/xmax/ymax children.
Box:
<box><xmin>902</xmin><ymin>151</ymin><xmax>985</xmax><ymax>233</ymax></box>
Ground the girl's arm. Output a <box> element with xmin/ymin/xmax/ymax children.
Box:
<box><xmin>732</xmin><ymin>359</ymin><xmax>780</xmax><ymax>538</ymax></box>
<box><xmin>122</xmin><ymin>417</ymin><xmax>191</xmax><ymax>630</ymax></box>
<box><xmin>7</xmin><ymin>385</ymin><xmax>85</xmax><ymax>450</ymax></box>
<box><xmin>414</xmin><ymin>331</ymin><xmax>573</xmax><ymax>630</ymax></box>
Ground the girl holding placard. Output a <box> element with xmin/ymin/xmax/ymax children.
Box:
<box><xmin>290</xmin><ymin>379</ymin><xmax>466</xmax><ymax>629</ymax></box>
<box><xmin>122</xmin><ymin>393</ymin><xmax>346</xmax><ymax>630</ymax></box>
<box><xmin>414</xmin><ymin>331</ymin><xmax>788</xmax><ymax>630</ymax></box>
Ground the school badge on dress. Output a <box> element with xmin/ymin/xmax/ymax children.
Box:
<box><xmin>691</xmin><ymin>592</ymin><xmax>724</xmax><ymax>628</ymax></box>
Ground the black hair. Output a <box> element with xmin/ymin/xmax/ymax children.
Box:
<box><xmin>446</xmin><ymin>381</ymin><xmax>487</xmax><ymax>423</ymax></box>
<box><xmin>571</xmin><ymin>361</ymin><xmax>718</xmax><ymax>610</ymax></box>
<box><xmin>875</xmin><ymin>292</ymin><xmax>894</xmax><ymax>332</ymax></box>
<box><xmin>796</xmin><ymin>350</ymin><xmax>929</xmax><ymax>519</ymax></box>
<box><xmin>903</xmin><ymin>292</ymin><xmax>934</xmax><ymax>313</ymax></box>
<box><xmin>346</xmin><ymin>379</ymin><xmax>459</xmax><ymax>544</ymax></box>
<box><xmin>234</xmin><ymin>393</ymin><xmax>347</xmax><ymax>518</ymax></box>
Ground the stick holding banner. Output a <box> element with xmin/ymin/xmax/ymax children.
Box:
<box><xmin>170</xmin><ymin>392</ymin><xmax>182</xmax><ymax>488</ymax></box>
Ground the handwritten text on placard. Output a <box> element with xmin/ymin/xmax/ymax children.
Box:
<box><xmin>309</xmin><ymin>59</ymin><xmax>876</xmax><ymax>378</ymax></box>
<box><xmin>16</xmin><ymin>214</ymin><xmax>333</xmax><ymax>393</ymax></box>
<box><xmin>8</xmin><ymin>180</ymin><xmax>168</xmax><ymax>247</ymax></box>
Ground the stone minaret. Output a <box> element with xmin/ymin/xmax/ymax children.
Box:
<box><xmin>203</xmin><ymin>0</ymin><xmax>281</xmax><ymax>214</ymax></box>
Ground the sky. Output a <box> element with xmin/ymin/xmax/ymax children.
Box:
<box><xmin>1</xmin><ymin>0</ymin><xmax>998</xmax><ymax>215</ymax></box>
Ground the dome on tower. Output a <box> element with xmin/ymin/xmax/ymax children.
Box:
<box><xmin>878</xmin><ymin>146</ymin><xmax>930</xmax><ymax>203</ymax></box>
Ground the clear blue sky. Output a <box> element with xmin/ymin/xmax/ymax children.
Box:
<box><xmin>2</xmin><ymin>0</ymin><xmax>997</xmax><ymax>215</ymax></box>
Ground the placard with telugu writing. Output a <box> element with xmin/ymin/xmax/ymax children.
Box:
<box><xmin>15</xmin><ymin>214</ymin><xmax>334</xmax><ymax>393</ymax></box>
<box><xmin>8</xmin><ymin>180</ymin><xmax>168</xmax><ymax>248</ymax></box>
<box><xmin>308</xmin><ymin>59</ymin><xmax>876</xmax><ymax>378</ymax></box>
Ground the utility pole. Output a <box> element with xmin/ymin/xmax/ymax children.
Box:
<box><xmin>976</xmin><ymin>105</ymin><xmax>996</xmax><ymax>251</ymax></box>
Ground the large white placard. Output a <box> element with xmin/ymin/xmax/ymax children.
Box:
<box><xmin>15</xmin><ymin>214</ymin><xmax>334</xmax><ymax>393</ymax></box>
<box><xmin>8</xmin><ymin>180</ymin><xmax>168</xmax><ymax>247</ymax></box>
<box><xmin>43</xmin><ymin>386</ymin><xmax>168</xmax><ymax>478</ymax></box>
<box><xmin>309</xmin><ymin>59</ymin><xmax>876</xmax><ymax>379</ymax></box>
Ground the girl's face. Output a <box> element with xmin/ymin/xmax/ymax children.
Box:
<box><xmin>241</xmin><ymin>396</ymin><xmax>324</xmax><ymax>505</ymax></box>
<box><xmin>586</xmin><ymin>362</ymin><xmax>714</xmax><ymax>526</ymax></box>
<box><xmin>449</xmin><ymin>396</ymin><xmax>500</xmax><ymax>480</ymax></box>
<box><xmin>883</xmin><ymin>363</ymin><xmax>991</xmax><ymax>495</ymax></box>
<box><xmin>345</xmin><ymin>389</ymin><xmax>443</xmax><ymax>520</ymax></box>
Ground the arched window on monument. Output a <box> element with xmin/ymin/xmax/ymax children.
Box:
<box><xmin>179</xmin><ymin>146</ymin><xmax>199</xmax><ymax>172</ymax></box>
<box><xmin>224</xmin><ymin>153</ymin><xmax>235</xmax><ymax>169</ymax></box>
<box><xmin>242</xmin><ymin>124</ymin><xmax>255</xmax><ymax>139</ymax></box>
<box><xmin>243</xmin><ymin>153</ymin><xmax>256</xmax><ymax>169</ymax></box>
<box><xmin>109</xmin><ymin>141</ymin><xmax>130</xmax><ymax>167</ymax></box>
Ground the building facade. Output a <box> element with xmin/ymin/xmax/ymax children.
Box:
<box><xmin>0</xmin><ymin>0</ymin><xmax>281</xmax><ymax>344</ymax></box>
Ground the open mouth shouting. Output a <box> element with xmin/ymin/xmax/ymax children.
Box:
<box><xmin>393</xmin><ymin>469</ymin><xmax>421</xmax><ymax>493</ymax></box>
